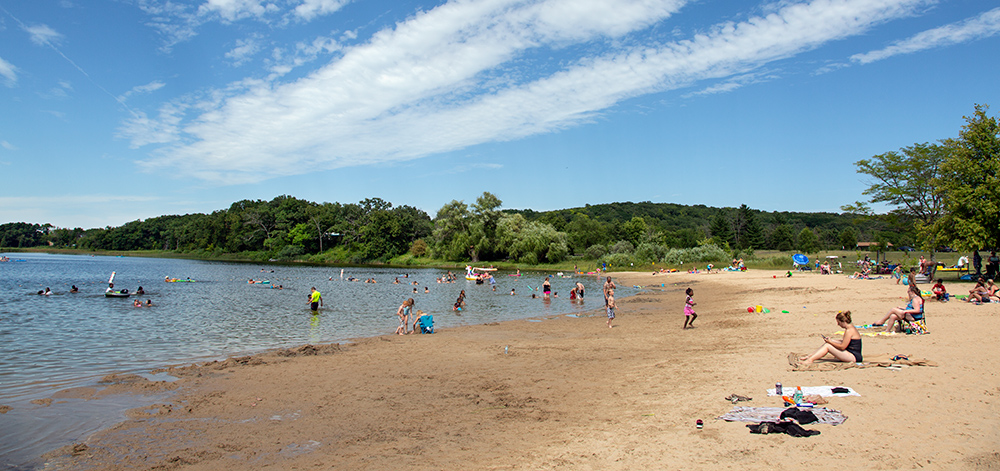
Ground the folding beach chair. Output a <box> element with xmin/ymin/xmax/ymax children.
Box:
<box><xmin>896</xmin><ymin>304</ymin><xmax>928</xmax><ymax>334</ymax></box>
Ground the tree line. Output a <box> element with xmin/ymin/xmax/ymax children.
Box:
<box><xmin>4</xmin><ymin>193</ymin><xmax>891</xmax><ymax>264</ymax></box>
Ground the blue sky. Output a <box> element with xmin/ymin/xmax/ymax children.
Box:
<box><xmin>1</xmin><ymin>0</ymin><xmax>998</xmax><ymax>229</ymax></box>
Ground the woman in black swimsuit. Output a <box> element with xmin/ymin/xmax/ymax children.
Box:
<box><xmin>799</xmin><ymin>311</ymin><xmax>862</xmax><ymax>365</ymax></box>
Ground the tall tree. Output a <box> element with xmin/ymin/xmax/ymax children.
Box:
<box><xmin>934</xmin><ymin>104</ymin><xmax>1000</xmax><ymax>251</ymax></box>
<box><xmin>797</xmin><ymin>227</ymin><xmax>820</xmax><ymax>254</ymax></box>
<box><xmin>850</xmin><ymin>141</ymin><xmax>947</xmax><ymax>256</ymax></box>
<box><xmin>709</xmin><ymin>209</ymin><xmax>733</xmax><ymax>247</ymax></box>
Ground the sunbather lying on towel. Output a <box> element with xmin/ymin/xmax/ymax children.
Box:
<box><xmin>799</xmin><ymin>311</ymin><xmax>862</xmax><ymax>365</ymax></box>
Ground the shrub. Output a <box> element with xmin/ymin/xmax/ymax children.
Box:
<box><xmin>409</xmin><ymin>239</ymin><xmax>429</xmax><ymax>257</ymax></box>
<box><xmin>609</xmin><ymin>240</ymin><xmax>634</xmax><ymax>254</ymax></box>
<box><xmin>600</xmin><ymin>252</ymin><xmax>634</xmax><ymax>268</ymax></box>
<box><xmin>661</xmin><ymin>244</ymin><xmax>729</xmax><ymax>265</ymax></box>
<box><xmin>585</xmin><ymin>244</ymin><xmax>607</xmax><ymax>260</ymax></box>
<box><xmin>634</xmin><ymin>243</ymin><xmax>668</xmax><ymax>264</ymax></box>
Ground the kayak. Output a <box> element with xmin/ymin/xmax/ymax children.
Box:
<box><xmin>105</xmin><ymin>291</ymin><xmax>130</xmax><ymax>298</ymax></box>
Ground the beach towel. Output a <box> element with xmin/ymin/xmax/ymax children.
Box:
<box><xmin>716</xmin><ymin>406</ymin><xmax>847</xmax><ymax>426</ymax></box>
<box><xmin>788</xmin><ymin>352</ymin><xmax>938</xmax><ymax>371</ymax></box>
<box><xmin>766</xmin><ymin>386</ymin><xmax>860</xmax><ymax>397</ymax></box>
<box><xmin>747</xmin><ymin>421</ymin><xmax>821</xmax><ymax>437</ymax></box>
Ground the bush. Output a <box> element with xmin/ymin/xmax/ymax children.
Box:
<box><xmin>518</xmin><ymin>252</ymin><xmax>539</xmax><ymax>265</ymax></box>
<box><xmin>634</xmin><ymin>243</ymin><xmax>668</xmax><ymax>264</ymax></box>
<box><xmin>409</xmin><ymin>239</ymin><xmax>429</xmax><ymax>257</ymax></box>
<box><xmin>600</xmin><ymin>252</ymin><xmax>634</xmax><ymax>268</ymax></box>
<box><xmin>276</xmin><ymin>245</ymin><xmax>305</xmax><ymax>260</ymax></box>
<box><xmin>661</xmin><ymin>244</ymin><xmax>729</xmax><ymax>265</ymax></box>
<box><xmin>546</xmin><ymin>240</ymin><xmax>569</xmax><ymax>263</ymax></box>
<box><xmin>585</xmin><ymin>244</ymin><xmax>607</xmax><ymax>259</ymax></box>
<box><xmin>609</xmin><ymin>240</ymin><xmax>634</xmax><ymax>254</ymax></box>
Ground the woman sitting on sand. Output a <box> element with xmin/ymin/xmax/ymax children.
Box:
<box><xmin>874</xmin><ymin>283</ymin><xmax>924</xmax><ymax>331</ymax></box>
<box><xmin>799</xmin><ymin>311</ymin><xmax>862</xmax><ymax>365</ymax></box>
<box><xmin>967</xmin><ymin>278</ymin><xmax>992</xmax><ymax>303</ymax></box>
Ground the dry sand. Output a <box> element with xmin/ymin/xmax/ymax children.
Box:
<box><xmin>39</xmin><ymin>270</ymin><xmax>1000</xmax><ymax>470</ymax></box>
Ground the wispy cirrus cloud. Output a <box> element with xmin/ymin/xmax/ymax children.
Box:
<box><xmin>0</xmin><ymin>55</ymin><xmax>17</xmax><ymax>86</ymax></box>
<box><xmin>24</xmin><ymin>23</ymin><xmax>63</xmax><ymax>46</ymax></box>
<box><xmin>118</xmin><ymin>80</ymin><xmax>166</xmax><ymax>102</ymax></box>
<box><xmin>125</xmin><ymin>0</ymin><xmax>931</xmax><ymax>185</ymax></box>
<box><xmin>851</xmin><ymin>7</ymin><xmax>1000</xmax><ymax>64</ymax></box>
<box><xmin>225</xmin><ymin>36</ymin><xmax>262</xmax><ymax>66</ymax></box>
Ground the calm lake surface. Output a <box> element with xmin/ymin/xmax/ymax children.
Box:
<box><xmin>0</xmin><ymin>252</ymin><xmax>631</xmax><ymax>468</ymax></box>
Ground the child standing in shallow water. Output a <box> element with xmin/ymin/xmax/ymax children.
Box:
<box><xmin>683</xmin><ymin>287</ymin><xmax>697</xmax><ymax>329</ymax></box>
<box><xmin>606</xmin><ymin>289</ymin><xmax>616</xmax><ymax>329</ymax></box>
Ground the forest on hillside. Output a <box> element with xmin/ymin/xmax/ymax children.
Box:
<box><xmin>1</xmin><ymin>194</ymin><xmax>898</xmax><ymax>265</ymax></box>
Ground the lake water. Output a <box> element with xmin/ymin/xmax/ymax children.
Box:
<box><xmin>0</xmin><ymin>252</ymin><xmax>630</xmax><ymax>469</ymax></box>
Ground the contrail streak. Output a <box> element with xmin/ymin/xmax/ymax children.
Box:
<box><xmin>0</xmin><ymin>4</ymin><xmax>140</xmax><ymax>119</ymax></box>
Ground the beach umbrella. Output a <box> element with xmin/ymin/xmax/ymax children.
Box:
<box><xmin>792</xmin><ymin>254</ymin><xmax>809</xmax><ymax>265</ymax></box>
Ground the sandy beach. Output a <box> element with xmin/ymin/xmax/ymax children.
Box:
<box><xmin>35</xmin><ymin>270</ymin><xmax>1000</xmax><ymax>470</ymax></box>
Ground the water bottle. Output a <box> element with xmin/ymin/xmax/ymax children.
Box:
<box><xmin>793</xmin><ymin>386</ymin><xmax>803</xmax><ymax>405</ymax></box>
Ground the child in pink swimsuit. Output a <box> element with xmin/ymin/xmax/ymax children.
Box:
<box><xmin>683</xmin><ymin>287</ymin><xmax>698</xmax><ymax>329</ymax></box>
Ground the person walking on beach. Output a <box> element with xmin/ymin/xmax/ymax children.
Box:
<box><xmin>396</xmin><ymin>298</ymin><xmax>414</xmax><ymax>335</ymax></box>
<box><xmin>603</xmin><ymin>276</ymin><xmax>616</xmax><ymax>306</ymax></box>
<box><xmin>606</xmin><ymin>289</ymin><xmax>617</xmax><ymax>329</ymax></box>
<box><xmin>683</xmin><ymin>287</ymin><xmax>698</xmax><ymax>329</ymax></box>
<box><xmin>309</xmin><ymin>287</ymin><xmax>323</xmax><ymax>312</ymax></box>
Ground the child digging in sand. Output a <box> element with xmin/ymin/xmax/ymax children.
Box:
<box><xmin>683</xmin><ymin>287</ymin><xmax>697</xmax><ymax>329</ymax></box>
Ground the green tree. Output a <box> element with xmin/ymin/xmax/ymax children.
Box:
<box><xmin>934</xmin><ymin>104</ymin><xmax>1000</xmax><ymax>251</ymax></box>
<box><xmin>797</xmin><ymin>227</ymin><xmax>820</xmax><ymax>254</ymax></box>
<box><xmin>769</xmin><ymin>224</ymin><xmax>795</xmax><ymax>251</ymax></box>
<box><xmin>565</xmin><ymin>213</ymin><xmax>607</xmax><ymax>254</ymax></box>
<box><xmin>851</xmin><ymin>141</ymin><xmax>948</xmax><ymax>256</ymax></box>
<box><xmin>619</xmin><ymin>217</ymin><xmax>649</xmax><ymax>248</ymax></box>
<box><xmin>709</xmin><ymin>209</ymin><xmax>733</xmax><ymax>247</ymax></box>
<box><xmin>839</xmin><ymin>227</ymin><xmax>859</xmax><ymax>250</ymax></box>
<box><xmin>735</xmin><ymin>205</ymin><xmax>765</xmax><ymax>250</ymax></box>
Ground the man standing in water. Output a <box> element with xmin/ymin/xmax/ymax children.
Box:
<box><xmin>603</xmin><ymin>276</ymin><xmax>616</xmax><ymax>306</ymax></box>
<box><xmin>309</xmin><ymin>287</ymin><xmax>323</xmax><ymax>312</ymax></box>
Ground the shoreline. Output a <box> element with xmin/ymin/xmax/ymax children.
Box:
<box><xmin>25</xmin><ymin>270</ymin><xmax>1000</xmax><ymax>469</ymax></box>
<box><xmin>1</xmin><ymin>270</ymin><xmax>620</xmax><ymax>469</ymax></box>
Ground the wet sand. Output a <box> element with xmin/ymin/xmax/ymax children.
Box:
<box><xmin>34</xmin><ymin>270</ymin><xmax>1000</xmax><ymax>469</ymax></box>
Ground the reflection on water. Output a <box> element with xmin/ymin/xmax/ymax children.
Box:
<box><xmin>0</xmin><ymin>252</ymin><xmax>629</xmax><ymax>468</ymax></box>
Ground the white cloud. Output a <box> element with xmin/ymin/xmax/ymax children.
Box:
<box><xmin>24</xmin><ymin>24</ymin><xmax>63</xmax><ymax>46</ymax></box>
<box><xmin>1</xmin><ymin>140</ymin><xmax>16</xmax><ymax>151</ymax></box>
<box><xmin>198</xmin><ymin>0</ymin><xmax>278</xmax><ymax>22</ymax></box>
<box><xmin>265</xmin><ymin>34</ymin><xmax>341</xmax><ymax>78</ymax></box>
<box><xmin>225</xmin><ymin>37</ymin><xmax>261</xmax><ymax>66</ymax></box>
<box><xmin>852</xmin><ymin>7</ymin><xmax>1000</xmax><ymax>64</ymax></box>
<box><xmin>294</xmin><ymin>0</ymin><xmax>350</xmax><ymax>21</ymax></box>
<box><xmin>683</xmin><ymin>71</ymin><xmax>779</xmax><ymax>97</ymax></box>
<box><xmin>130</xmin><ymin>0</ymin><xmax>930</xmax><ymax>185</ymax></box>
<box><xmin>40</xmin><ymin>81</ymin><xmax>74</xmax><ymax>100</ymax></box>
<box><xmin>118</xmin><ymin>80</ymin><xmax>167</xmax><ymax>102</ymax></box>
<box><xmin>0</xmin><ymin>56</ymin><xmax>17</xmax><ymax>86</ymax></box>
